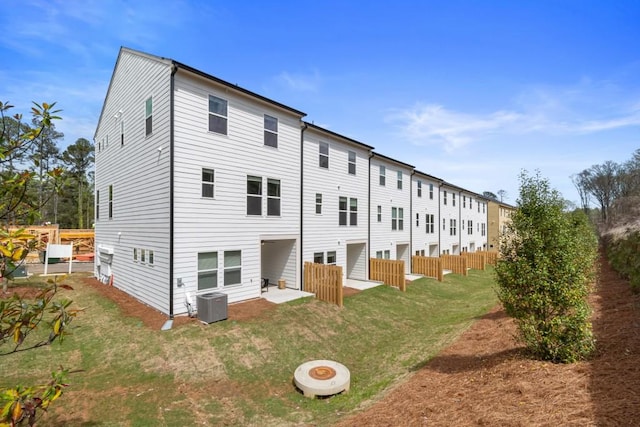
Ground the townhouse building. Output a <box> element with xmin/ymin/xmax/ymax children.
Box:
<box><xmin>369</xmin><ymin>153</ymin><xmax>414</xmax><ymax>273</ymax></box>
<box><xmin>411</xmin><ymin>171</ymin><xmax>442</xmax><ymax>257</ymax></box>
<box><xmin>487</xmin><ymin>200</ymin><xmax>516</xmax><ymax>251</ymax></box>
<box><xmin>301</xmin><ymin>123</ymin><xmax>372</xmax><ymax>284</ymax></box>
<box><xmin>95</xmin><ymin>47</ymin><xmax>490</xmax><ymax>316</ymax></box>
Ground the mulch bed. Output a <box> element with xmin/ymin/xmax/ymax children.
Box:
<box><xmin>337</xmin><ymin>253</ymin><xmax>640</xmax><ymax>426</ymax></box>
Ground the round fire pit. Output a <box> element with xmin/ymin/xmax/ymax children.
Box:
<box><xmin>294</xmin><ymin>359</ymin><xmax>350</xmax><ymax>398</ymax></box>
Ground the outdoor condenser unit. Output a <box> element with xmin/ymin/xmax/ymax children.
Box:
<box><xmin>196</xmin><ymin>292</ymin><xmax>228</xmax><ymax>323</ymax></box>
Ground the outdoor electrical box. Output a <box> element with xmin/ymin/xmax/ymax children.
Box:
<box><xmin>197</xmin><ymin>292</ymin><xmax>228</xmax><ymax>323</ymax></box>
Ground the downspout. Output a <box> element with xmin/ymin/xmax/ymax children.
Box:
<box><xmin>299</xmin><ymin>122</ymin><xmax>307</xmax><ymax>291</ymax></box>
<box><xmin>438</xmin><ymin>182</ymin><xmax>443</xmax><ymax>255</ymax></box>
<box><xmin>169</xmin><ymin>64</ymin><xmax>177</xmax><ymax>319</ymax></box>
<box><xmin>458</xmin><ymin>190</ymin><xmax>462</xmax><ymax>253</ymax></box>
<box><xmin>410</xmin><ymin>170</ymin><xmax>415</xmax><ymax>270</ymax></box>
<box><xmin>367</xmin><ymin>152</ymin><xmax>373</xmax><ymax>279</ymax></box>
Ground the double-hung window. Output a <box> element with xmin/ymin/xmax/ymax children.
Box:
<box><xmin>349</xmin><ymin>198</ymin><xmax>358</xmax><ymax>226</ymax></box>
<box><xmin>379</xmin><ymin>166</ymin><xmax>386</xmax><ymax>186</ymax></box>
<box><xmin>429</xmin><ymin>183</ymin><xmax>434</xmax><ymax>199</ymax></box>
<box><xmin>108</xmin><ymin>185</ymin><xmax>113</xmax><ymax>219</ymax></box>
<box><xmin>417</xmin><ymin>180</ymin><xmax>422</xmax><ymax>197</ymax></box>
<box><xmin>398</xmin><ymin>208</ymin><xmax>404</xmax><ymax>230</ymax></box>
<box><xmin>315</xmin><ymin>193</ymin><xmax>322</xmax><ymax>214</ymax></box>
<box><xmin>468</xmin><ymin>220</ymin><xmax>473</xmax><ymax>234</ymax></box>
<box><xmin>416</xmin><ymin>213</ymin><xmax>419</xmax><ymax>227</ymax></box>
<box><xmin>267</xmin><ymin>179</ymin><xmax>281</xmax><ymax>216</ymax></box>
<box><xmin>426</xmin><ymin>214</ymin><xmax>434</xmax><ymax>233</ymax></box>
<box><xmin>397</xmin><ymin>171</ymin><xmax>403</xmax><ymax>189</ymax></box>
<box><xmin>198</xmin><ymin>252</ymin><xmax>218</xmax><ymax>290</ymax></box>
<box><xmin>392</xmin><ymin>207</ymin><xmax>398</xmax><ymax>230</ymax></box>
<box><xmin>247</xmin><ymin>176</ymin><xmax>262</xmax><ymax>215</ymax></box>
<box><xmin>348</xmin><ymin>151</ymin><xmax>356</xmax><ymax>175</ymax></box>
<box><xmin>452</xmin><ymin>193</ymin><xmax>456</xmax><ymax>206</ymax></box>
<box><xmin>264</xmin><ymin>114</ymin><xmax>278</xmax><ymax>147</ymax></box>
<box><xmin>96</xmin><ymin>190</ymin><xmax>100</xmax><ymax>220</ymax></box>
<box><xmin>450</xmin><ymin>219</ymin><xmax>457</xmax><ymax>236</ymax></box>
<box><xmin>224</xmin><ymin>251</ymin><xmax>241</xmax><ymax>286</ymax></box>
<box><xmin>319</xmin><ymin>142</ymin><xmax>329</xmax><ymax>168</ymax></box>
<box><xmin>377</xmin><ymin>205</ymin><xmax>382</xmax><ymax>222</ymax></box>
<box><xmin>339</xmin><ymin>197</ymin><xmax>347</xmax><ymax>225</ymax></box>
<box><xmin>463</xmin><ymin>196</ymin><xmax>466</xmax><ymax>208</ymax></box>
<box><xmin>209</xmin><ymin>95</ymin><xmax>228</xmax><ymax>135</ymax></box>
<box><xmin>145</xmin><ymin>97</ymin><xmax>152</xmax><ymax>136</ymax></box>
<box><xmin>202</xmin><ymin>168</ymin><xmax>215</xmax><ymax>198</ymax></box>
<box><xmin>443</xmin><ymin>190</ymin><xmax>447</xmax><ymax>205</ymax></box>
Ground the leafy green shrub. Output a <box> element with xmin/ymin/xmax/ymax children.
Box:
<box><xmin>605</xmin><ymin>231</ymin><xmax>640</xmax><ymax>292</ymax></box>
<box><xmin>495</xmin><ymin>171</ymin><xmax>598</xmax><ymax>363</ymax></box>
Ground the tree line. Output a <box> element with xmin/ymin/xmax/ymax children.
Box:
<box><xmin>572</xmin><ymin>149</ymin><xmax>640</xmax><ymax>227</ymax></box>
<box><xmin>1</xmin><ymin>102</ymin><xmax>95</xmax><ymax>228</ymax></box>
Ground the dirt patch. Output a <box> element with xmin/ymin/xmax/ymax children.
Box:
<box><xmin>338</xmin><ymin>253</ymin><xmax>640</xmax><ymax>426</ymax></box>
<box><xmin>78</xmin><ymin>278</ymin><xmax>278</xmax><ymax>329</ymax></box>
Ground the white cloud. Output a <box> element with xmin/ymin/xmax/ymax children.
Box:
<box><xmin>274</xmin><ymin>70</ymin><xmax>321</xmax><ymax>92</ymax></box>
<box><xmin>387</xmin><ymin>79</ymin><xmax>640</xmax><ymax>152</ymax></box>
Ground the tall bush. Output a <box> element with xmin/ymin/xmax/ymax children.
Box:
<box><xmin>495</xmin><ymin>171</ymin><xmax>598</xmax><ymax>363</ymax></box>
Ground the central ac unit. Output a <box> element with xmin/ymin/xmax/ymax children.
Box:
<box><xmin>197</xmin><ymin>292</ymin><xmax>228</xmax><ymax>323</ymax></box>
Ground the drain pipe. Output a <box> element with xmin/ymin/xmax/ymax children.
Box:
<box><xmin>410</xmin><ymin>170</ymin><xmax>415</xmax><ymax>270</ymax></box>
<box><xmin>169</xmin><ymin>63</ymin><xmax>177</xmax><ymax>319</ymax></box>
<box><xmin>367</xmin><ymin>151</ymin><xmax>373</xmax><ymax>279</ymax></box>
<box><xmin>438</xmin><ymin>182</ymin><xmax>443</xmax><ymax>255</ymax></box>
<box><xmin>300</xmin><ymin>122</ymin><xmax>307</xmax><ymax>291</ymax></box>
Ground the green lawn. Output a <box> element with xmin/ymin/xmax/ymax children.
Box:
<box><xmin>2</xmin><ymin>269</ymin><xmax>498</xmax><ymax>426</ymax></box>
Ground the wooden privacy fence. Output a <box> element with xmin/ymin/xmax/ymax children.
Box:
<box><xmin>370</xmin><ymin>258</ymin><xmax>406</xmax><ymax>291</ymax></box>
<box><xmin>440</xmin><ymin>254</ymin><xmax>468</xmax><ymax>276</ymax></box>
<box><xmin>412</xmin><ymin>256</ymin><xmax>443</xmax><ymax>282</ymax></box>
<box><xmin>304</xmin><ymin>262</ymin><xmax>343</xmax><ymax>307</ymax></box>
<box><xmin>461</xmin><ymin>252</ymin><xmax>487</xmax><ymax>270</ymax></box>
<box><xmin>475</xmin><ymin>250</ymin><xmax>498</xmax><ymax>266</ymax></box>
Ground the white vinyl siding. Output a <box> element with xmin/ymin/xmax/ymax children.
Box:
<box><xmin>172</xmin><ymin>69</ymin><xmax>302</xmax><ymax>309</ymax></box>
<box><xmin>302</xmin><ymin>127</ymin><xmax>369</xmax><ymax>285</ymax></box>
<box><xmin>94</xmin><ymin>49</ymin><xmax>173</xmax><ymax>315</ymax></box>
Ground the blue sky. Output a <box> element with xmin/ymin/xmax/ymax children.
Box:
<box><xmin>2</xmin><ymin>0</ymin><xmax>639</xmax><ymax>205</ymax></box>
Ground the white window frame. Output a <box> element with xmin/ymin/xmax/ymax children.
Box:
<box><xmin>264</xmin><ymin>114</ymin><xmax>278</xmax><ymax>148</ymax></box>
<box><xmin>348</xmin><ymin>150</ymin><xmax>356</xmax><ymax>175</ymax></box>
<box><xmin>339</xmin><ymin>196</ymin><xmax>347</xmax><ymax>226</ymax></box>
<box><xmin>247</xmin><ymin>175</ymin><xmax>262</xmax><ymax>216</ymax></box>
<box><xmin>223</xmin><ymin>250</ymin><xmax>241</xmax><ymax>286</ymax></box>
<box><xmin>417</xmin><ymin>180</ymin><xmax>422</xmax><ymax>197</ymax></box>
<box><xmin>429</xmin><ymin>183</ymin><xmax>434</xmax><ymax>200</ymax></box>
<box><xmin>319</xmin><ymin>142</ymin><xmax>329</xmax><ymax>168</ymax></box>
<box><xmin>202</xmin><ymin>168</ymin><xmax>215</xmax><ymax>198</ymax></box>
<box><xmin>327</xmin><ymin>251</ymin><xmax>337</xmax><ymax>265</ymax></box>
<box><xmin>314</xmin><ymin>252</ymin><xmax>324</xmax><ymax>263</ymax></box>
<box><xmin>315</xmin><ymin>193</ymin><xmax>322</xmax><ymax>214</ymax></box>
<box><xmin>267</xmin><ymin>178</ymin><xmax>281</xmax><ymax>216</ymax></box>
<box><xmin>397</xmin><ymin>170</ymin><xmax>403</xmax><ymax>190</ymax></box>
<box><xmin>208</xmin><ymin>95</ymin><xmax>228</xmax><ymax>135</ymax></box>
<box><xmin>198</xmin><ymin>251</ymin><xmax>218</xmax><ymax>291</ymax></box>
<box><xmin>349</xmin><ymin>197</ymin><xmax>358</xmax><ymax>226</ymax></box>
<box><xmin>379</xmin><ymin>165</ymin><xmax>386</xmax><ymax>186</ymax></box>
<box><xmin>377</xmin><ymin>205</ymin><xmax>382</xmax><ymax>222</ymax></box>
<box><xmin>145</xmin><ymin>97</ymin><xmax>152</xmax><ymax>136</ymax></box>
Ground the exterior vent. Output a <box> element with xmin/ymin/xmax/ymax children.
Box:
<box><xmin>197</xmin><ymin>292</ymin><xmax>228</xmax><ymax>323</ymax></box>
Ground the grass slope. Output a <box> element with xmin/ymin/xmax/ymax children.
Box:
<box><xmin>1</xmin><ymin>269</ymin><xmax>497</xmax><ymax>426</ymax></box>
